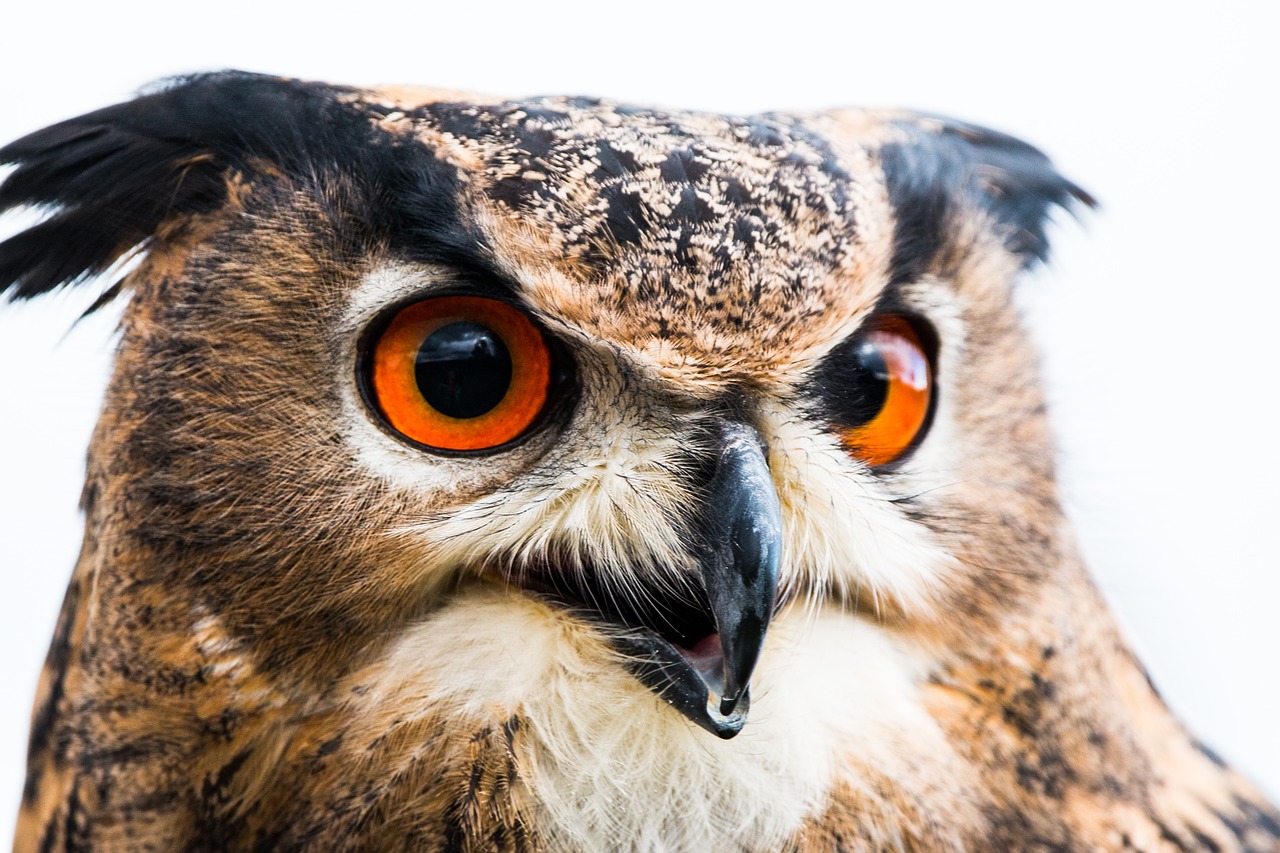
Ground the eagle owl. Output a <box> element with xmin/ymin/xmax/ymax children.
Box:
<box><xmin>2</xmin><ymin>72</ymin><xmax>1276</xmax><ymax>852</ymax></box>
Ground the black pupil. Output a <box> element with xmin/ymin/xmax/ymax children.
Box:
<box><xmin>843</xmin><ymin>340</ymin><xmax>890</xmax><ymax>424</ymax></box>
<box><xmin>415</xmin><ymin>322</ymin><xmax>512</xmax><ymax>419</ymax></box>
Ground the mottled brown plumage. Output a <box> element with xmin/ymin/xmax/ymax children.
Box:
<box><xmin>2</xmin><ymin>72</ymin><xmax>1275</xmax><ymax>851</ymax></box>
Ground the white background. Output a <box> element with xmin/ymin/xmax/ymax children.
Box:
<box><xmin>1</xmin><ymin>0</ymin><xmax>1276</xmax><ymax>839</ymax></box>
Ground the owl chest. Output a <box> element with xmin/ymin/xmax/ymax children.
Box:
<box><xmin>288</xmin><ymin>593</ymin><xmax>950</xmax><ymax>852</ymax></box>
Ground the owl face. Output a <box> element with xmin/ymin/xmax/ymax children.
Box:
<box><xmin>1</xmin><ymin>73</ymin><xmax>1103</xmax><ymax>848</ymax></box>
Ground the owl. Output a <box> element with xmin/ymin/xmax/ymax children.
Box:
<box><xmin>1</xmin><ymin>71</ymin><xmax>1276</xmax><ymax>852</ymax></box>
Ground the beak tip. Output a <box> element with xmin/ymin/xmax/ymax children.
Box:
<box><xmin>706</xmin><ymin>687</ymin><xmax>751</xmax><ymax>739</ymax></box>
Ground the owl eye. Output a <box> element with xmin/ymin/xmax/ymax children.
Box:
<box><xmin>821</xmin><ymin>315</ymin><xmax>935</xmax><ymax>467</ymax></box>
<box><xmin>364</xmin><ymin>295</ymin><xmax>553</xmax><ymax>452</ymax></box>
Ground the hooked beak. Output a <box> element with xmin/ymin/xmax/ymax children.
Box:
<box><xmin>613</xmin><ymin>421</ymin><xmax>783</xmax><ymax>738</ymax></box>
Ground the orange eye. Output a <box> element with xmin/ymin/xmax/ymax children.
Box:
<box><xmin>825</xmin><ymin>316</ymin><xmax>934</xmax><ymax>467</ymax></box>
<box><xmin>365</xmin><ymin>296</ymin><xmax>553</xmax><ymax>452</ymax></box>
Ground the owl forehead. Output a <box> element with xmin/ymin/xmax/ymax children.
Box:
<box><xmin>386</xmin><ymin>97</ymin><xmax>899</xmax><ymax>378</ymax></box>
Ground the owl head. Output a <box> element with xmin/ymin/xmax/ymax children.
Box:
<box><xmin>26</xmin><ymin>73</ymin><xmax>1251</xmax><ymax>851</ymax></box>
<box><xmin>0</xmin><ymin>71</ymin><xmax>1088</xmax><ymax>718</ymax></box>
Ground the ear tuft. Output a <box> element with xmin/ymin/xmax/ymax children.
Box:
<box><xmin>0</xmin><ymin>122</ymin><xmax>225</xmax><ymax>301</ymax></box>
<box><xmin>0</xmin><ymin>71</ymin><xmax>360</xmax><ymax>303</ymax></box>
<box><xmin>879</xmin><ymin>115</ymin><xmax>1095</xmax><ymax>283</ymax></box>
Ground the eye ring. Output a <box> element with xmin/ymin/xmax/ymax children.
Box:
<box><xmin>361</xmin><ymin>295</ymin><xmax>555</xmax><ymax>453</ymax></box>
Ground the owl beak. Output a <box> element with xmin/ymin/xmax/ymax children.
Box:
<box><xmin>612</xmin><ymin>421</ymin><xmax>782</xmax><ymax>739</ymax></box>
<box><xmin>698</xmin><ymin>421</ymin><xmax>783</xmax><ymax>718</ymax></box>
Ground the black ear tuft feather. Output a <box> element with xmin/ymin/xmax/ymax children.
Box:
<box><xmin>879</xmin><ymin>115</ymin><xmax>1094</xmax><ymax>283</ymax></box>
<box><xmin>0</xmin><ymin>124</ymin><xmax>224</xmax><ymax>300</ymax></box>
<box><xmin>0</xmin><ymin>71</ymin><xmax>367</xmax><ymax>302</ymax></box>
